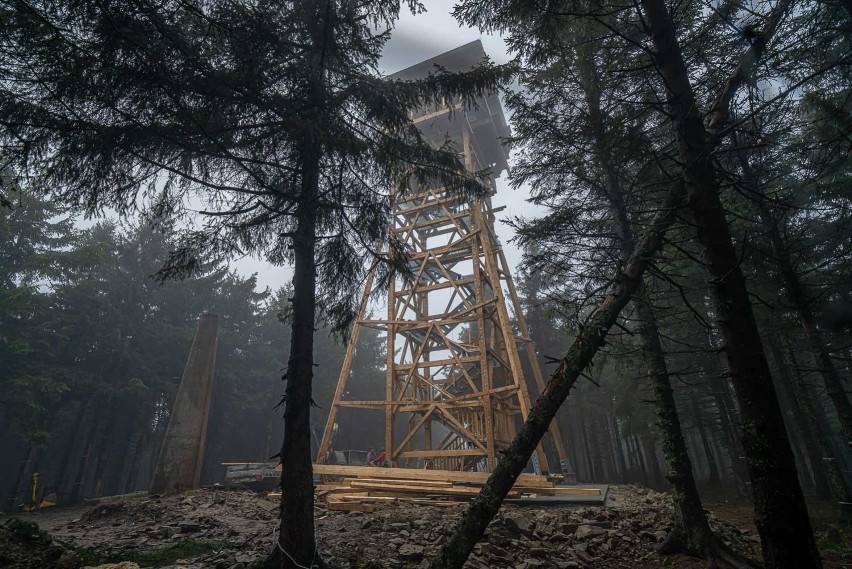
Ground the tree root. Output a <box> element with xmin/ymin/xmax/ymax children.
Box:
<box><xmin>656</xmin><ymin>523</ymin><xmax>762</xmax><ymax>569</ymax></box>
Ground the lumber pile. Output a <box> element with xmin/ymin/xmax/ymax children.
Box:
<box><xmin>310</xmin><ymin>464</ymin><xmax>602</xmax><ymax>513</ymax></box>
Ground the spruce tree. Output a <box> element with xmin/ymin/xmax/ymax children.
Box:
<box><xmin>0</xmin><ymin>2</ymin><xmax>506</xmax><ymax>566</ymax></box>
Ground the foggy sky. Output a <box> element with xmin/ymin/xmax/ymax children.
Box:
<box><xmin>232</xmin><ymin>2</ymin><xmax>542</xmax><ymax>293</ymax></box>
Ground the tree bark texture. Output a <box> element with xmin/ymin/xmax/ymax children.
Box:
<box><xmin>639</xmin><ymin>0</ymin><xmax>820</xmax><ymax>565</ymax></box>
<box><xmin>639</xmin><ymin>295</ymin><xmax>758</xmax><ymax>567</ymax></box>
<box><xmin>276</xmin><ymin>161</ymin><xmax>320</xmax><ymax>569</ymax></box>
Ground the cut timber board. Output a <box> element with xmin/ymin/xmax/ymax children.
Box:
<box><xmin>326</xmin><ymin>501</ymin><xmax>374</xmax><ymax>513</ymax></box>
<box><xmin>342</xmin><ymin>477</ymin><xmax>455</xmax><ymax>488</ymax></box>
<box><xmin>338</xmin><ymin>495</ymin><xmax>399</xmax><ymax>503</ymax></box>
<box><xmin>347</xmin><ymin>480</ymin><xmax>521</xmax><ymax>497</ymax></box>
<box><xmin>513</xmin><ymin>486</ymin><xmax>602</xmax><ymax>496</ymax></box>
<box><xmin>313</xmin><ymin>464</ymin><xmax>552</xmax><ymax>488</ymax></box>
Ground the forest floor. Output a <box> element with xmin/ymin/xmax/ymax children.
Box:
<box><xmin>1</xmin><ymin>485</ymin><xmax>850</xmax><ymax>569</ymax></box>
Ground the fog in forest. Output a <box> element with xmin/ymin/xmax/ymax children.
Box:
<box><xmin>0</xmin><ymin>1</ymin><xmax>850</xmax><ymax>569</ymax></box>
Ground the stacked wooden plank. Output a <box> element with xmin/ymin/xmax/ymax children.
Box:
<box><xmin>311</xmin><ymin>464</ymin><xmax>602</xmax><ymax>513</ymax></box>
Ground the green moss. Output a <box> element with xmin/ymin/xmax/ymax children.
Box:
<box><xmin>56</xmin><ymin>542</ymin><xmax>103</xmax><ymax>566</ymax></box>
<box><xmin>58</xmin><ymin>538</ymin><xmax>220</xmax><ymax>568</ymax></box>
<box><xmin>120</xmin><ymin>538</ymin><xmax>220</xmax><ymax>567</ymax></box>
<box><xmin>2</xmin><ymin>518</ymin><xmax>52</xmax><ymax>545</ymax></box>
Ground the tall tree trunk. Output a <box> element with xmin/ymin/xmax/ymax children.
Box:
<box><xmin>638</xmin><ymin>299</ymin><xmax>755</xmax><ymax>566</ymax></box>
<box><xmin>638</xmin><ymin>0</ymin><xmax>820</xmax><ymax>565</ymax></box>
<box><xmin>610</xmin><ymin>414</ymin><xmax>629</xmax><ymax>482</ymax></box>
<box><xmin>709</xmin><ymin>375</ymin><xmax>749</xmax><ymax>493</ymax></box>
<box><xmin>428</xmin><ymin>169</ymin><xmax>688</xmax><ymax>569</ymax></box>
<box><xmin>579</xmin><ymin>396</ymin><xmax>596</xmax><ymax>481</ymax></box>
<box><xmin>783</xmin><ymin>333</ymin><xmax>852</xmax><ymax>513</ymax></box>
<box><xmin>272</xmin><ymin>3</ymin><xmax>331</xmax><ymax>567</ymax></box>
<box><xmin>62</xmin><ymin>395</ymin><xmax>100</xmax><ymax>504</ymax></box>
<box><xmin>578</xmin><ymin>40</ymin><xmax>753</xmax><ymax>563</ymax></box>
<box><xmin>631</xmin><ymin>434</ymin><xmax>649</xmax><ymax>486</ymax></box>
<box><xmin>85</xmin><ymin>400</ymin><xmax>116</xmax><ymax>498</ymax></box>
<box><xmin>767</xmin><ymin>337</ymin><xmax>832</xmax><ymax>498</ymax></box>
<box><xmin>755</xmin><ymin>187</ymin><xmax>852</xmax><ymax>452</ymax></box>
<box><xmin>275</xmin><ymin>160</ymin><xmax>320</xmax><ymax>569</ymax></box>
<box><xmin>595</xmin><ymin>412</ymin><xmax>617</xmax><ymax>482</ymax></box>
<box><xmin>692</xmin><ymin>395</ymin><xmax>722</xmax><ymax>486</ymax></box>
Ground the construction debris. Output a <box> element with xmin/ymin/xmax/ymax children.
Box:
<box><xmin>308</xmin><ymin>465</ymin><xmax>605</xmax><ymax>512</ymax></box>
<box><xmin>1</xmin><ymin>486</ymin><xmax>789</xmax><ymax>569</ymax></box>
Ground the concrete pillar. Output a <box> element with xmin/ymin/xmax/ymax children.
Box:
<box><xmin>150</xmin><ymin>313</ymin><xmax>220</xmax><ymax>494</ymax></box>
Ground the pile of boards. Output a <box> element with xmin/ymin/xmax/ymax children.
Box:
<box><xmin>307</xmin><ymin>464</ymin><xmax>602</xmax><ymax>513</ymax></box>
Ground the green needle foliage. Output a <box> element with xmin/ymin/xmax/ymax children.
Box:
<box><xmin>1</xmin><ymin>1</ymin><xmax>512</xmax><ymax>566</ymax></box>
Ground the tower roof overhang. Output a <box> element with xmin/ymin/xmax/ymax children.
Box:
<box><xmin>389</xmin><ymin>40</ymin><xmax>511</xmax><ymax>177</ymax></box>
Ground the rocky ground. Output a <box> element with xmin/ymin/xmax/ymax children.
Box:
<box><xmin>2</xmin><ymin>485</ymin><xmax>850</xmax><ymax>569</ymax></box>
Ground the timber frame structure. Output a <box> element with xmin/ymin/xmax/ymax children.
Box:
<box><xmin>317</xmin><ymin>41</ymin><xmax>568</xmax><ymax>475</ymax></box>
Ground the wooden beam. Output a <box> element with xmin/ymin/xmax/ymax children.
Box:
<box><xmin>396</xmin><ymin>449</ymin><xmax>486</xmax><ymax>459</ymax></box>
<box><xmin>513</xmin><ymin>486</ymin><xmax>602</xmax><ymax>496</ymax></box>
<box><xmin>326</xmin><ymin>501</ymin><xmax>374</xmax><ymax>513</ymax></box>
<box><xmin>344</xmin><ymin>477</ymin><xmax>454</xmax><ymax>488</ymax></box>
<box><xmin>347</xmin><ymin>480</ymin><xmax>520</xmax><ymax>497</ymax></box>
<box><xmin>311</xmin><ymin>464</ymin><xmax>553</xmax><ymax>488</ymax></box>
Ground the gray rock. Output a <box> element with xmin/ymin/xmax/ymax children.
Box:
<box><xmin>574</xmin><ymin>524</ymin><xmax>606</xmax><ymax>540</ymax></box>
<box><xmin>388</xmin><ymin>522</ymin><xmax>411</xmax><ymax>531</ymax></box>
<box><xmin>480</xmin><ymin>543</ymin><xmax>512</xmax><ymax>562</ymax></box>
<box><xmin>504</xmin><ymin>513</ymin><xmax>535</xmax><ymax>536</ymax></box>
<box><xmin>399</xmin><ymin>543</ymin><xmax>425</xmax><ymax>561</ymax></box>
<box><xmin>559</xmin><ymin>522</ymin><xmax>580</xmax><ymax>534</ymax></box>
<box><xmin>54</xmin><ymin>550</ymin><xmax>80</xmax><ymax>569</ymax></box>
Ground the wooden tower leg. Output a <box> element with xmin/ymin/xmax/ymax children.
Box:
<box><xmin>316</xmin><ymin>262</ymin><xmax>378</xmax><ymax>463</ymax></box>
<box><xmin>497</xmin><ymin>245</ymin><xmax>571</xmax><ymax>473</ymax></box>
<box><xmin>316</xmin><ymin>42</ymin><xmax>571</xmax><ymax>477</ymax></box>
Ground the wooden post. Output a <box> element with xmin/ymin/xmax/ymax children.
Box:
<box><xmin>149</xmin><ymin>313</ymin><xmax>219</xmax><ymax>494</ymax></box>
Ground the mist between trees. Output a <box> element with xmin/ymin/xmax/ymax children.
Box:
<box><xmin>1</xmin><ymin>0</ymin><xmax>851</xmax><ymax>569</ymax></box>
<box><xmin>0</xmin><ymin>216</ymin><xmax>382</xmax><ymax>503</ymax></box>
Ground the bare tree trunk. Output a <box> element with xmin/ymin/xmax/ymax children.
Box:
<box><xmin>610</xmin><ymin>414</ymin><xmax>629</xmax><ymax>482</ymax></box>
<box><xmin>578</xmin><ymin>40</ymin><xmax>753</xmax><ymax>563</ymax></box>
<box><xmin>756</xmin><ymin>189</ymin><xmax>852</xmax><ymax>452</ymax></box>
<box><xmin>638</xmin><ymin>0</ymin><xmax>820</xmax><ymax>564</ymax></box>
<box><xmin>709</xmin><ymin>375</ymin><xmax>749</xmax><ymax>493</ymax></box>
<box><xmin>274</xmin><ymin>176</ymin><xmax>320</xmax><ymax>569</ymax></box>
<box><xmin>274</xmin><ymin>155</ymin><xmax>320</xmax><ymax>569</ymax></box>
<box><xmin>692</xmin><ymin>395</ymin><xmax>722</xmax><ymax>486</ymax></box>
<box><xmin>632</xmin><ymin>434</ymin><xmax>650</xmax><ymax>486</ymax></box>
<box><xmin>579</xmin><ymin>395</ymin><xmax>596</xmax><ymax>481</ymax></box>
<box><xmin>427</xmin><ymin>172</ymin><xmax>688</xmax><ymax>569</ymax></box>
<box><xmin>783</xmin><ymin>334</ymin><xmax>852</xmax><ymax>513</ymax></box>
<box><xmin>637</xmin><ymin>296</ymin><xmax>758</xmax><ymax>567</ymax></box>
<box><xmin>767</xmin><ymin>337</ymin><xmax>833</xmax><ymax>498</ymax></box>
<box><xmin>598</xmin><ymin>413</ymin><xmax>612</xmax><ymax>480</ymax></box>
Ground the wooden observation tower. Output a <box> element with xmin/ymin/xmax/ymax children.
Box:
<box><xmin>317</xmin><ymin>41</ymin><xmax>568</xmax><ymax>475</ymax></box>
